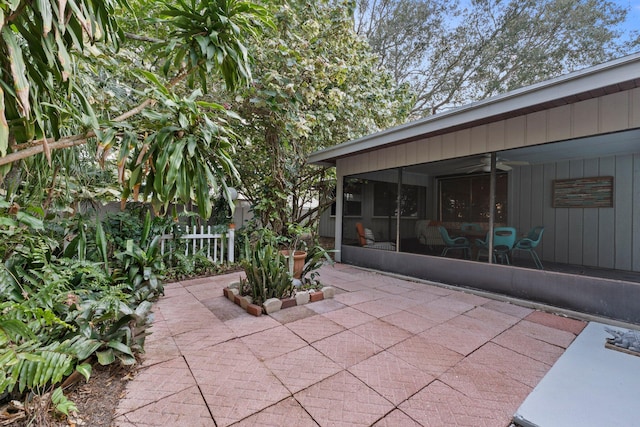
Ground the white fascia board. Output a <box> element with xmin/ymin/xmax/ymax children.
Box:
<box><xmin>308</xmin><ymin>53</ymin><xmax>640</xmax><ymax>165</ymax></box>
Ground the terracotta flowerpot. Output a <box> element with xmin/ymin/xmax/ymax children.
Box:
<box><xmin>280</xmin><ymin>250</ymin><xmax>306</xmax><ymax>279</ymax></box>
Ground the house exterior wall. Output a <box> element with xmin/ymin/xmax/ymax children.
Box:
<box><xmin>337</xmin><ymin>88</ymin><xmax>640</xmax><ymax>177</ymax></box>
<box><xmin>318</xmin><ymin>212</ymin><xmax>335</xmax><ymax>237</ymax></box>
<box><xmin>330</xmin><ymin>87</ymin><xmax>640</xmax><ymax>267</ymax></box>
<box><xmin>509</xmin><ymin>153</ymin><xmax>640</xmax><ymax>272</ymax></box>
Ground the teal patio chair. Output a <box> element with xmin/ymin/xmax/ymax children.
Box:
<box><xmin>475</xmin><ymin>227</ymin><xmax>517</xmax><ymax>264</ymax></box>
<box><xmin>461</xmin><ymin>222</ymin><xmax>483</xmax><ymax>232</ymax></box>
<box><xmin>512</xmin><ymin>226</ymin><xmax>545</xmax><ymax>269</ymax></box>
<box><xmin>438</xmin><ymin>226</ymin><xmax>471</xmax><ymax>259</ymax></box>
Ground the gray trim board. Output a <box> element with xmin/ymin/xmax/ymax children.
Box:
<box><xmin>342</xmin><ymin>246</ymin><xmax>640</xmax><ymax>325</ymax></box>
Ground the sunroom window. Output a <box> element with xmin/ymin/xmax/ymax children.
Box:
<box><xmin>438</xmin><ymin>173</ymin><xmax>508</xmax><ymax>223</ymax></box>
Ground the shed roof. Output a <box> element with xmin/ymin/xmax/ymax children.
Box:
<box><xmin>309</xmin><ymin>52</ymin><xmax>640</xmax><ymax>166</ymax></box>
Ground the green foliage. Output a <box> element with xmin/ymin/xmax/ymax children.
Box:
<box><xmin>0</xmin><ymin>203</ymin><xmax>161</xmax><ymax>412</ymax></box>
<box><xmin>62</xmin><ymin>204</ymin><xmax>173</xmax><ymax>272</ymax></box>
<box><xmin>110</xmin><ymin>0</ymin><xmax>271</xmax><ymax>219</ymax></box>
<box><xmin>0</xmin><ymin>331</ymin><xmax>98</xmax><ymax>395</ymax></box>
<box><xmin>301</xmin><ymin>243</ymin><xmax>334</xmax><ymax>285</ymax></box>
<box><xmin>0</xmin><ymin>0</ymin><xmax>275</xmax><ymax>418</ymax></box>
<box><xmin>118</xmin><ymin>85</ymin><xmax>241</xmax><ymax>218</ymax></box>
<box><xmin>240</xmin><ymin>229</ymin><xmax>292</xmax><ymax>305</ymax></box>
<box><xmin>51</xmin><ymin>386</ymin><xmax>79</xmax><ymax>416</ymax></box>
<box><xmin>229</xmin><ymin>0</ymin><xmax>413</xmax><ymax>233</ymax></box>
<box><xmin>239</xmin><ymin>226</ymin><xmax>333</xmax><ymax>304</ymax></box>
<box><xmin>0</xmin><ymin>293</ymin><xmax>100</xmax><ymax>395</ymax></box>
<box><xmin>0</xmin><ymin>0</ymin><xmax>124</xmax><ymax>154</ymax></box>
<box><xmin>74</xmin><ymin>290</ymin><xmax>153</xmax><ymax>366</ymax></box>
<box><xmin>165</xmin><ymin>250</ymin><xmax>223</xmax><ymax>281</ymax></box>
<box><xmin>151</xmin><ymin>0</ymin><xmax>273</xmax><ymax>91</ymax></box>
<box><xmin>2</xmin><ymin>0</ymin><xmax>274</xmax><ymax>228</ymax></box>
<box><xmin>114</xmin><ymin>236</ymin><xmax>164</xmax><ymax>303</ymax></box>
<box><xmin>211</xmin><ymin>194</ymin><xmax>234</xmax><ymax>226</ymax></box>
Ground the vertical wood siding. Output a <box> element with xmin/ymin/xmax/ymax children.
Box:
<box><xmin>339</xmin><ymin>88</ymin><xmax>639</xmax><ymax>177</ymax></box>
<box><xmin>511</xmin><ymin>154</ymin><xmax>639</xmax><ymax>272</ymax></box>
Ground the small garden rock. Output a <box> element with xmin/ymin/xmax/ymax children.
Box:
<box><xmin>263</xmin><ymin>298</ymin><xmax>283</xmax><ymax>314</ymax></box>
<box><xmin>295</xmin><ymin>291</ymin><xmax>310</xmax><ymax>305</ymax></box>
<box><xmin>321</xmin><ymin>286</ymin><xmax>335</xmax><ymax>298</ymax></box>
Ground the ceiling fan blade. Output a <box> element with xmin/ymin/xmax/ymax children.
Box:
<box><xmin>455</xmin><ymin>153</ymin><xmax>528</xmax><ymax>174</ymax></box>
<box><xmin>456</xmin><ymin>164</ymin><xmax>481</xmax><ymax>171</ymax></box>
<box><xmin>467</xmin><ymin>166</ymin><xmax>485</xmax><ymax>173</ymax></box>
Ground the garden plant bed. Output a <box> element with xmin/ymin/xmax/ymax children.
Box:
<box><xmin>5</xmin><ymin>363</ymin><xmax>130</xmax><ymax>427</ymax></box>
<box><xmin>223</xmin><ymin>284</ymin><xmax>335</xmax><ymax>316</ymax></box>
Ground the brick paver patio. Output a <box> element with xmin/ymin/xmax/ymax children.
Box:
<box><xmin>114</xmin><ymin>263</ymin><xmax>586</xmax><ymax>426</ymax></box>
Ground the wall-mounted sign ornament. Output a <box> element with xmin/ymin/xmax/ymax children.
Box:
<box><xmin>552</xmin><ymin>176</ymin><xmax>613</xmax><ymax>208</ymax></box>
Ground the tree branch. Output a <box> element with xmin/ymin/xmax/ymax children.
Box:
<box><xmin>0</xmin><ymin>66</ymin><xmax>194</xmax><ymax>166</ymax></box>
<box><xmin>124</xmin><ymin>32</ymin><xmax>163</xmax><ymax>44</ymax></box>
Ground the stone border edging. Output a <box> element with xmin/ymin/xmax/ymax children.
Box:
<box><xmin>223</xmin><ymin>285</ymin><xmax>335</xmax><ymax>316</ymax></box>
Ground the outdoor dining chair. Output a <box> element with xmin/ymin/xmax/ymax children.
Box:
<box><xmin>475</xmin><ymin>227</ymin><xmax>517</xmax><ymax>264</ymax></box>
<box><xmin>512</xmin><ymin>226</ymin><xmax>545</xmax><ymax>269</ymax></box>
<box><xmin>438</xmin><ymin>226</ymin><xmax>471</xmax><ymax>259</ymax></box>
<box><xmin>460</xmin><ymin>222</ymin><xmax>483</xmax><ymax>232</ymax></box>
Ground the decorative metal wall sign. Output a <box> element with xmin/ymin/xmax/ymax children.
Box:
<box><xmin>552</xmin><ymin>176</ymin><xmax>613</xmax><ymax>208</ymax></box>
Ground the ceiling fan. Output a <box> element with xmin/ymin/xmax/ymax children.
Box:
<box><xmin>457</xmin><ymin>154</ymin><xmax>529</xmax><ymax>173</ymax></box>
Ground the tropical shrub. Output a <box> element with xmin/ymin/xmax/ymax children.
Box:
<box><xmin>165</xmin><ymin>250</ymin><xmax>225</xmax><ymax>281</ymax></box>
<box><xmin>0</xmin><ymin>202</ymin><xmax>163</xmax><ymax>418</ymax></box>
<box><xmin>301</xmin><ymin>244</ymin><xmax>334</xmax><ymax>286</ymax></box>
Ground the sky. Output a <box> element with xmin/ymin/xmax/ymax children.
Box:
<box><xmin>613</xmin><ymin>0</ymin><xmax>640</xmax><ymax>34</ymax></box>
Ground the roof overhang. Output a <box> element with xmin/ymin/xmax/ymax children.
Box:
<box><xmin>309</xmin><ymin>52</ymin><xmax>640</xmax><ymax>166</ymax></box>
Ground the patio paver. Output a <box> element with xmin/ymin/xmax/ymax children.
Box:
<box><xmin>285</xmin><ymin>314</ymin><xmax>346</xmax><ymax>343</ymax></box>
<box><xmin>264</xmin><ymin>346</ymin><xmax>342</xmax><ymax>393</ymax></box>
<box><xmin>348</xmin><ymin>351</ymin><xmax>435</xmax><ymax>405</ymax></box>
<box><xmin>114</xmin><ymin>264</ymin><xmax>588</xmax><ymax>426</ymax></box>
<box><xmin>294</xmin><ymin>371</ymin><xmax>394</xmax><ymax>427</ymax></box>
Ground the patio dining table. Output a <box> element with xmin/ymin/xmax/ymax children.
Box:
<box><xmin>450</xmin><ymin>227</ymin><xmax>519</xmax><ymax>264</ymax></box>
<box><xmin>447</xmin><ymin>228</ymin><xmax>487</xmax><ymax>260</ymax></box>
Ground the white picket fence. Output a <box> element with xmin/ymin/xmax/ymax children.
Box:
<box><xmin>159</xmin><ymin>225</ymin><xmax>235</xmax><ymax>264</ymax></box>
